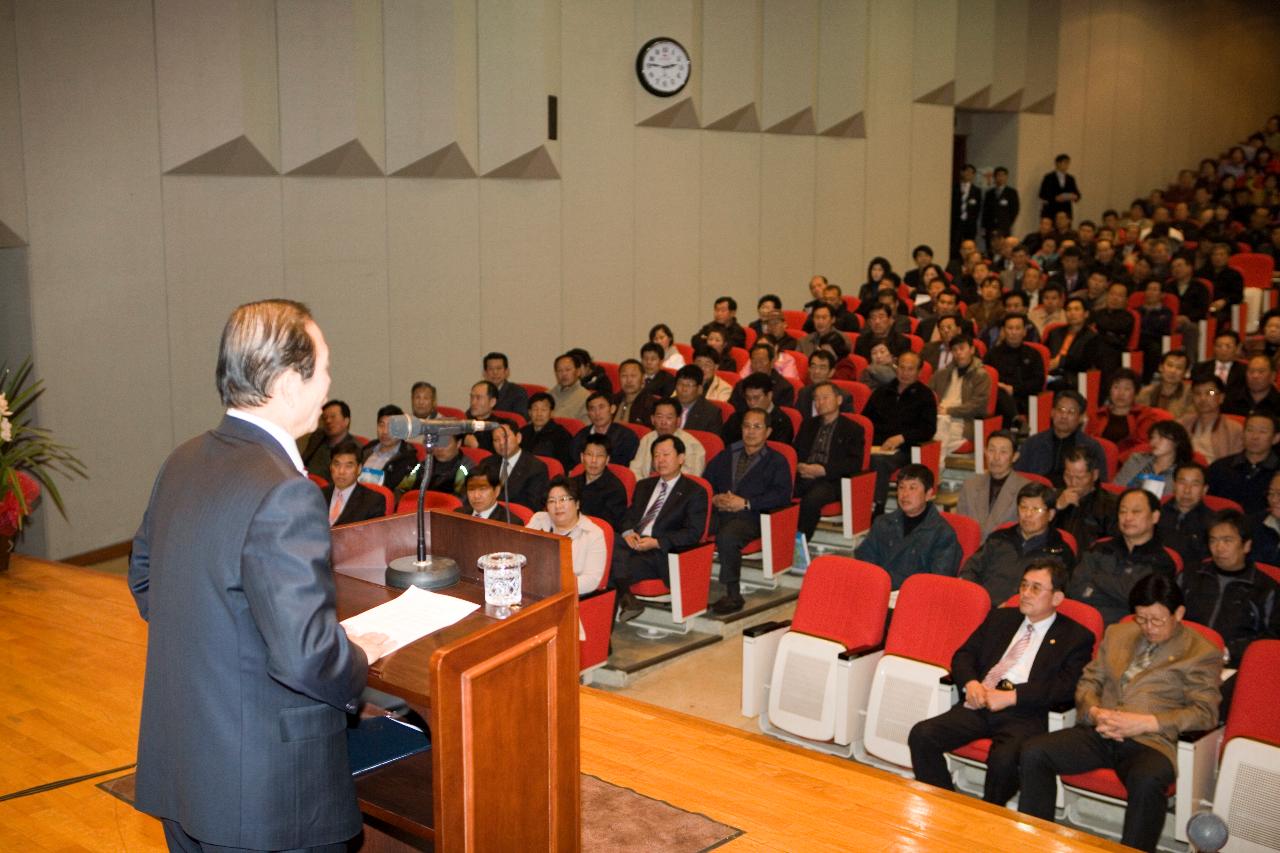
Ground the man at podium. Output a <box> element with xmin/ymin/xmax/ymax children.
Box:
<box><xmin>128</xmin><ymin>299</ymin><xmax>385</xmax><ymax>852</ymax></box>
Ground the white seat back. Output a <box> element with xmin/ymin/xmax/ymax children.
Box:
<box><xmin>1215</xmin><ymin>737</ymin><xmax>1280</xmax><ymax>852</ymax></box>
<box><xmin>863</xmin><ymin>655</ymin><xmax>950</xmax><ymax>768</ymax></box>
<box><xmin>767</xmin><ymin>632</ymin><xmax>844</xmax><ymax>741</ymax></box>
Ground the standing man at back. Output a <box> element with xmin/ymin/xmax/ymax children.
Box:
<box><xmin>128</xmin><ymin>300</ymin><xmax>386</xmax><ymax>852</ymax></box>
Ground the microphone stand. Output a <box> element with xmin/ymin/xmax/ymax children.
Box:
<box><xmin>385</xmin><ymin>430</ymin><xmax>461</xmax><ymax>590</ymax></box>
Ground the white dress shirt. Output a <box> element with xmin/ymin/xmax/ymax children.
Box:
<box><xmin>1000</xmin><ymin>612</ymin><xmax>1057</xmax><ymax>685</ymax></box>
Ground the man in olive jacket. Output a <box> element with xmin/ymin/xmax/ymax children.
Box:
<box><xmin>854</xmin><ymin>464</ymin><xmax>962</xmax><ymax>588</ymax></box>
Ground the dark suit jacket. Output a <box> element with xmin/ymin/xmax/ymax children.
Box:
<box><xmin>571</xmin><ymin>422</ymin><xmax>641</xmax><ymax>466</ymax></box>
<box><xmin>573</xmin><ymin>469</ymin><xmax>628</xmax><ymax>532</ymax></box>
<box><xmin>129</xmin><ymin>415</ymin><xmax>367</xmax><ymax>849</ymax></box>
<box><xmin>982</xmin><ymin>185</ymin><xmax>1020</xmax><ymax>236</ymax></box>
<box><xmin>722</xmin><ymin>406</ymin><xmax>794</xmax><ymax>446</ymax></box>
<box><xmin>729</xmin><ymin>370</ymin><xmax>796</xmax><ymax>411</ymax></box>
<box><xmin>476</xmin><ymin>450</ymin><xmax>549</xmax><ymax>511</ymax></box>
<box><xmin>703</xmin><ymin>443</ymin><xmax>794</xmax><ymax>522</ymax></box>
<box><xmin>952</xmin><ymin>182</ymin><xmax>982</xmax><ymax>236</ymax></box>
<box><xmin>359</xmin><ymin>439</ymin><xmax>419</xmax><ymax>494</ymax></box>
<box><xmin>1038</xmin><ymin>170</ymin><xmax>1080</xmax><ymax>219</ymax></box>
<box><xmin>951</xmin><ymin>607</ymin><xmax>1095</xmax><ymax>716</ymax></box>
<box><xmin>793</xmin><ymin>415</ymin><xmax>864</xmax><ymax>483</ymax></box>
<box><xmin>322</xmin><ymin>482</ymin><xmax>389</xmax><ymax>526</ymax></box>
<box><xmin>1164</xmin><ymin>279</ymin><xmax>1211</xmax><ymax>323</ymax></box>
<box><xmin>681</xmin><ymin>397</ymin><xmax>725</xmax><ymax>436</ymax></box>
<box><xmin>1044</xmin><ymin>324</ymin><xmax>1100</xmax><ymax>381</ymax></box>
<box><xmin>1191</xmin><ymin>359</ymin><xmax>1246</xmax><ymax>392</ymax></box>
<box><xmin>621</xmin><ymin>475</ymin><xmax>708</xmax><ymax>553</ymax></box>
<box><xmin>494</xmin><ymin>380</ymin><xmax>530</xmax><ymax>418</ymax></box>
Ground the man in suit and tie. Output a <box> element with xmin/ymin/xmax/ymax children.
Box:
<box><xmin>951</xmin><ymin>163</ymin><xmax>982</xmax><ymax>255</ymax></box>
<box><xmin>483</xmin><ymin>351</ymin><xmax>530</xmax><ymax>418</ymax></box>
<box><xmin>615</xmin><ymin>434</ymin><xmax>710</xmax><ymax>623</ymax></box>
<box><xmin>909</xmin><ymin>559</ymin><xmax>1094</xmax><ymax>805</ymax></box>
<box><xmin>982</xmin><ymin>165</ymin><xmax>1020</xmax><ymax>253</ymax></box>
<box><xmin>129</xmin><ymin>299</ymin><xmax>385</xmax><ymax>852</ymax></box>
<box><xmin>674</xmin><ymin>364</ymin><xmax>725</xmax><ymax>436</ymax></box>
<box><xmin>1038</xmin><ymin>153</ymin><xmax>1081</xmax><ymax>220</ymax></box>
<box><xmin>1020</xmin><ymin>574</ymin><xmax>1222</xmax><ymax>852</ymax></box>
<box><xmin>704</xmin><ymin>408</ymin><xmax>794</xmax><ymax>615</ymax></box>
<box><xmin>955</xmin><ymin>430</ymin><xmax>1034</xmax><ymax>540</ymax></box>
<box><xmin>322</xmin><ymin>440</ymin><xmax>388</xmax><ymax>526</ymax></box>
<box><xmin>460</xmin><ymin>469</ymin><xmax>505</xmax><ymax>520</ymax></box>
<box><xmin>471</xmin><ymin>422</ymin><xmax>549</xmax><ymax>512</ymax></box>
<box><xmin>1191</xmin><ymin>330</ymin><xmax>1246</xmax><ymax>393</ymax></box>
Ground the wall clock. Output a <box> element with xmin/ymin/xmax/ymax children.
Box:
<box><xmin>636</xmin><ymin>37</ymin><xmax>691</xmax><ymax>98</ymax></box>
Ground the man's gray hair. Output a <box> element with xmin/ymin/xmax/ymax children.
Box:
<box><xmin>216</xmin><ymin>299</ymin><xmax>316</xmax><ymax>408</ymax></box>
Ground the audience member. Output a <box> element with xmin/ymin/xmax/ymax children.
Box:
<box><xmin>1044</xmin><ymin>296</ymin><xmax>1099</xmax><ymax>387</ymax></box>
<box><xmin>722</xmin><ymin>372</ymin><xmax>794</xmax><ymax>446</ymax></box>
<box><xmin>961</xmin><ymin>482</ymin><xmax>1074</xmax><ymax>605</ymax></box>
<box><xmin>614</xmin><ymin>435</ymin><xmax>709</xmax><ymax>622</ymax></box>
<box><xmin>1191</xmin><ymin>330</ymin><xmax>1246</xmax><ymax>392</ymax></box>
<box><xmin>909</xmin><ymin>559</ymin><xmax>1093</xmax><ymax>806</ymax></box>
<box><xmin>1027</xmin><ymin>282</ymin><xmax>1066</xmax><ymax>335</ymax></box>
<box><xmin>1112</xmin><ymin>420</ymin><xmax>1193</xmax><ymax>499</ymax></box>
<box><xmin>920</xmin><ymin>315</ymin><xmax>961</xmax><ymax>371</ymax></box>
<box><xmin>673</xmin><ymin>365</ymin><xmax>725</xmax><ymax>435</ymax></box>
<box><xmin>1206</xmin><ymin>412</ymin><xmax>1280</xmax><ymax>515</ymax></box>
<box><xmin>929</xmin><ymin>333</ymin><xmax>991</xmax><ymax>456</ymax></box>
<box><xmin>1198</xmin><ymin>242</ymin><xmax>1246</xmax><ymax>320</ymax></box>
<box><xmin>704</xmin><ymin>408</ymin><xmax>794</xmax><ymax>614</ymax></box>
<box><xmin>987</xmin><ymin>313</ymin><xmax>1045</xmax><ymax>426</ymax></box>
<box><xmin>410</xmin><ymin>380</ymin><xmax>438</xmax><ymax>421</ymax></box>
<box><xmin>520</xmin><ymin>392</ymin><xmax>575</xmax><ymax>471</ymax></box>
<box><xmin>1180</xmin><ymin>376</ymin><xmax>1244</xmax><ymax>464</ymax></box>
<box><xmin>1164</xmin><ymin>256</ymin><xmax>1209</xmax><ymax>356</ymax></box>
<box><xmin>571</xmin><ymin>392</ymin><xmax>640</xmax><ymax>466</ymax></box>
<box><xmin>863</xmin><ymin>351</ymin><xmax>938</xmax><ymax>514</ymax></box>
<box><xmin>640</xmin><ymin>342</ymin><xmax>678</xmax><ymax>397</ymax></box>
<box><xmin>1135</xmin><ymin>349</ymin><xmax>1192</xmax><ymax>418</ymax></box>
<box><xmin>981</xmin><ymin>165</ymin><xmax>1020</xmax><ymax>251</ymax></box>
<box><xmin>820</xmin><ymin>284</ymin><xmax>861</xmax><ymax>332</ymax></box>
<box><xmin>470</xmin><ymin>423</ymin><xmax>549</xmax><ymax>512</ymax></box>
<box><xmin>1091</xmin><ymin>283</ymin><xmax>1134</xmax><ymax>376</ymax></box>
<box><xmin>969</xmin><ymin>275</ymin><xmax>1005</xmax><ymax>333</ymax></box>
<box><xmin>692</xmin><ymin>348</ymin><xmax>734</xmax><ymax>403</ymax></box>
<box><xmin>956</xmin><ymin>431</ymin><xmax>1032</xmax><ymax>538</ymax></box>
<box><xmin>1135</xmin><ymin>281</ymin><xmax>1173</xmax><ymax>381</ymax></box>
<box><xmin>854</xmin><ymin>304</ymin><xmax>910</xmax><ymax>359</ymax></box>
<box><xmin>571</xmin><ymin>434</ymin><xmax>627</xmax><ymax>533</ymax></box>
<box><xmin>613</xmin><ymin>358</ymin><xmax>656</xmax><ymax>426</ymax></box>
<box><xmin>1069</xmin><ymin>488</ymin><xmax>1178</xmax><ymax>625</ymax></box>
<box><xmin>322</xmin><ymin>440</ymin><xmax>386</xmax><ymax>526</ymax></box>
<box><xmin>759</xmin><ymin>311</ymin><xmax>799</xmax><ymax>354</ymax></box>
<box><xmin>1222</xmin><ymin>354</ymin><xmax>1280</xmax><ymax>420</ymax></box>
<box><xmin>630</xmin><ymin>398</ymin><xmax>707</xmax><ymax>478</ymax></box>
<box><xmin>748</xmin><ymin>295</ymin><xmax>782</xmax><ymax>339</ymax></box>
<box><xmin>460</xmin><ymin>469</ymin><xmax>503</xmax><ymax>520</ymax></box>
<box><xmin>1158</xmin><ymin>461</ymin><xmax>1213</xmax><ymax>569</ymax></box>
<box><xmin>550</xmin><ymin>352</ymin><xmax>592</xmax><ymax>422</ymax></box>
<box><xmin>797</xmin><ymin>303</ymin><xmax>852</xmax><ymax>361</ymax></box>
<box><xmin>729</xmin><ymin>343</ymin><xmax>797</xmax><ymax>410</ymax></box>
<box><xmin>1087</xmin><ymin>369</ymin><xmax>1159</xmax><ymax>454</ymax></box>
<box><xmin>299</xmin><ymin>399</ymin><xmax>353</xmax><ymax>478</ymax></box>
<box><xmin>860</xmin><ymin>342</ymin><xmax>898</xmax><ymax>391</ymax></box>
<box><xmin>525</xmin><ymin>476</ymin><xmax>607</xmax><ymax>595</ymax></box>
<box><xmin>854</xmin><ymin>464</ymin><xmax>962</xmax><ymax>588</ymax></box>
<box><xmin>903</xmin><ymin>245</ymin><xmax>935</xmax><ymax>292</ymax></box>
<box><xmin>358</xmin><ymin>404</ymin><xmax>418</xmax><ymax>493</ymax></box>
<box><xmin>483</xmin><ymin>352</ymin><xmax>529</xmax><ymax>417</ymax></box>
<box><xmin>649</xmin><ymin>323</ymin><xmax>686</xmax><ymax>370</ymax></box>
<box><xmin>793</xmin><ymin>383</ymin><xmax>863</xmax><ymax>541</ymax></box>
<box><xmin>794</xmin><ymin>350</ymin><xmax>852</xmax><ymax>416</ymax></box>
<box><xmin>463</xmin><ymin>380</ymin><xmax>512</xmax><ymax>453</ymax></box>
<box><xmin>569</xmin><ymin>347</ymin><xmax>614</xmax><ymax>397</ymax></box>
<box><xmin>691</xmin><ymin>296</ymin><xmax>747</xmax><ymax>350</ymax></box>
<box><xmin>1014</xmin><ymin>389</ymin><xmax>1107</xmax><ymax>486</ymax></box>
<box><xmin>418</xmin><ymin>434</ymin><xmax>468</xmax><ymax>496</ymax></box>
<box><xmin>1019</xmin><ymin>574</ymin><xmax>1221</xmax><ymax>853</ymax></box>
<box><xmin>1052</xmin><ymin>447</ymin><xmax>1117</xmax><ymax>551</ymax></box>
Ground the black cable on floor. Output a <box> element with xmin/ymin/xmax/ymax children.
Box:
<box><xmin>0</xmin><ymin>763</ymin><xmax>136</xmax><ymax>803</ymax></box>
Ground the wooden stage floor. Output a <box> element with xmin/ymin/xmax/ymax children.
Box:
<box><xmin>0</xmin><ymin>556</ymin><xmax>1126</xmax><ymax>852</ymax></box>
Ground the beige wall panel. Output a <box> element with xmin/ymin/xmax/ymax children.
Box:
<box><xmin>383</xmin><ymin>0</ymin><xmax>478</xmax><ymax>175</ymax></box>
<box><xmin>161</xmin><ymin>178</ymin><xmax>284</xmax><ymax>443</ymax></box>
<box><xmin>699</xmin><ymin>133</ymin><xmax>760</xmax><ymax>314</ymax></box>
<box><xmin>1078</xmin><ymin>0</ymin><xmax>1118</xmax><ymax>217</ymax></box>
<box><xmin>1022</xmin><ymin>0</ymin><xmax>1058</xmax><ymax>108</ymax></box>
<box><xmin>1133</xmin><ymin>9</ymin><xmax>1170</xmax><ymax>195</ymax></box>
<box><xmin>155</xmin><ymin>0</ymin><xmax>280</xmax><ymax>172</ymax></box>
<box><xmin>1049</xmin><ymin>0</ymin><xmax>1088</xmax><ymax>167</ymax></box>
<box><xmin>760</xmin><ymin>0</ymin><xmax>817</xmax><ymax>130</ymax></box>
<box><xmin>700</xmin><ymin>0</ymin><xmax>761</xmax><ymax>126</ymax></box>
<box><xmin>863</xmin><ymin>1</ymin><xmax>915</xmax><ymax>260</ymax></box>
<box><xmin>478</xmin><ymin>181</ymin><xmax>562</xmax><ymax>383</ymax></box>
<box><xmin>816</xmin><ymin>0</ymin><xmax>867</xmax><ymax>132</ymax></box>
<box><xmin>990</xmin><ymin>0</ymin><xmax>1026</xmax><ymax>107</ymax></box>
<box><xmin>0</xmin><ymin>0</ymin><xmax>27</xmax><ymax>244</ymax></box>
<box><xmin>14</xmin><ymin>0</ymin><xmax>169</xmax><ymax>557</ymax></box>
<box><xmin>386</xmin><ymin>180</ymin><xmax>480</xmax><ymax>410</ymax></box>
<box><xmin>277</xmin><ymin>0</ymin><xmax>385</xmax><ymax>173</ymax></box>
<box><xmin>954</xmin><ymin>0</ymin><xmax>994</xmax><ymax>106</ymax></box>
<box><xmin>759</xmin><ymin>135</ymin><xmax>815</xmax><ymax>296</ymax></box>
<box><xmin>907</xmin><ymin>104</ymin><xmax>953</xmax><ymax>257</ymax></box>
<box><xmin>633</xmin><ymin>127</ymin><xmax>700</xmax><ymax>343</ymax></box>
<box><xmin>1106</xmin><ymin>0</ymin><xmax>1144</xmax><ymax>207</ymax></box>
<box><xmin>477</xmin><ymin>0</ymin><xmax>559</xmax><ymax>175</ymax></box>
<box><xmin>814</xmin><ymin>138</ymin><xmax>865</xmax><ymax>286</ymax></box>
<box><xmin>634</xmin><ymin>0</ymin><xmax>700</xmax><ymax>125</ymax></box>
<box><xmin>912</xmin><ymin>0</ymin><xmax>956</xmax><ymax>102</ymax></box>
<box><xmin>281</xmin><ymin>179</ymin><xmax>390</xmax><ymax>424</ymax></box>
<box><xmin>1013</xmin><ymin>112</ymin><xmax>1052</xmax><ymax>238</ymax></box>
<box><xmin>560</xmin><ymin>0</ymin><xmax>635</xmax><ymax>360</ymax></box>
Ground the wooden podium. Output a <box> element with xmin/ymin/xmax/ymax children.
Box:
<box><xmin>330</xmin><ymin>510</ymin><xmax>580</xmax><ymax>852</ymax></box>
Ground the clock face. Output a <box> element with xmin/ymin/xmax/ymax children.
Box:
<box><xmin>637</xmin><ymin>37</ymin><xmax>691</xmax><ymax>97</ymax></box>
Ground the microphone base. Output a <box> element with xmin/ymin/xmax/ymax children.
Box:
<box><xmin>386</xmin><ymin>555</ymin><xmax>461</xmax><ymax>590</ymax></box>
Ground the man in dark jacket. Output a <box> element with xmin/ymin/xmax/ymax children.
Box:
<box><xmin>982</xmin><ymin>166</ymin><xmax>1020</xmax><ymax>251</ymax></box>
<box><xmin>987</xmin><ymin>313</ymin><xmax>1046</xmax><ymax>424</ymax></box>
<box><xmin>324</xmin><ymin>441</ymin><xmax>389</xmax><ymax>526</ymax></box>
<box><xmin>722</xmin><ymin>372</ymin><xmax>794</xmax><ymax>446</ymax></box>
<box><xmin>961</xmin><ymin>482</ymin><xmax>1074</xmax><ymax>605</ymax></box>
<box><xmin>1069</xmin><ymin>488</ymin><xmax>1179</xmax><ymax>624</ymax></box>
<box><xmin>572</xmin><ymin>434</ymin><xmax>628</xmax><ymax>533</ymax></box>
<box><xmin>794</xmin><ymin>382</ymin><xmax>864</xmax><ymax>540</ymax></box>
<box><xmin>854</xmin><ymin>464</ymin><xmax>962</xmax><ymax>589</ymax></box>
<box><xmin>1015</xmin><ymin>389</ymin><xmax>1108</xmax><ymax>486</ymax></box>
<box><xmin>358</xmin><ymin>404</ymin><xmax>420</xmax><ymax>495</ymax></box>
<box><xmin>1052</xmin><ymin>447</ymin><xmax>1117</xmax><ymax>551</ymax></box>
<box><xmin>862</xmin><ymin>351</ymin><xmax>938</xmax><ymax>513</ymax></box>
<box><xmin>704</xmin><ymin>408</ymin><xmax>794</xmax><ymax>614</ymax></box>
<box><xmin>1158</xmin><ymin>462</ymin><xmax>1214</xmax><ymax>570</ymax></box>
<box><xmin>1206</xmin><ymin>412</ymin><xmax>1280</xmax><ymax>516</ymax></box>
<box><xmin>910</xmin><ymin>559</ymin><xmax>1093</xmax><ymax>805</ymax></box>
<box><xmin>1043</xmin><ymin>296</ymin><xmax>1100</xmax><ymax>388</ymax></box>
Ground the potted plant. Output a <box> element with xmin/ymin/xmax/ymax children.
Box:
<box><xmin>0</xmin><ymin>359</ymin><xmax>87</xmax><ymax>570</ymax></box>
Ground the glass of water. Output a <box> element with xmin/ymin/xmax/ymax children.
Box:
<box><xmin>478</xmin><ymin>552</ymin><xmax>525</xmax><ymax>618</ymax></box>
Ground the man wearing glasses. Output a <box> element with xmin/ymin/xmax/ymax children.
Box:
<box><xmin>909</xmin><ymin>559</ymin><xmax>1094</xmax><ymax>806</ymax></box>
<box><xmin>961</xmin><ymin>482</ymin><xmax>1075</xmax><ymax>605</ymax></box>
<box><xmin>1014</xmin><ymin>389</ymin><xmax>1107</xmax><ymax>487</ymax></box>
<box><xmin>1020</xmin><ymin>574</ymin><xmax>1221</xmax><ymax>852</ymax></box>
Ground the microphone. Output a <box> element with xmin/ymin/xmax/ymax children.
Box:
<box><xmin>389</xmin><ymin>415</ymin><xmax>500</xmax><ymax>440</ymax></box>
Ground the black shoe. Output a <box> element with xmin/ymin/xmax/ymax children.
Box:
<box><xmin>711</xmin><ymin>595</ymin><xmax>745</xmax><ymax>615</ymax></box>
<box><xmin>617</xmin><ymin>593</ymin><xmax>644</xmax><ymax>623</ymax></box>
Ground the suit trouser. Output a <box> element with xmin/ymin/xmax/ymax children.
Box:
<box><xmin>1019</xmin><ymin>725</ymin><xmax>1175</xmax><ymax>853</ymax></box>
<box><xmin>613</xmin><ymin>544</ymin><xmax>668</xmax><ymax>595</ymax></box>
<box><xmin>162</xmin><ymin>819</ymin><xmax>348</xmax><ymax>853</ymax></box>
<box><xmin>908</xmin><ymin>702</ymin><xmax>1046</xmax><ymax>805</ymax></box>
<box><xmin>870</xmin><ymin>448</ymin><xmax>910</xmax><ymax>506</ymax></box>
<box><xmin>796</xmin><ymin>477</ymin><xmax>841</xmax><ymax>538</ymax></box>
<box><xmin>712</xmin><ymin>512</ymin><xmax>761</xmax><ymax>595</ymax></box>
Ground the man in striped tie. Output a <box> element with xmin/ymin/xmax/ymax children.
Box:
<box><xmin>908</xmin><ymin>559</ymin><xmax>1095</xmax><ymax>805</ymax></box>
<box><xmin>613</xmin><ymin>434</ymin><xmax>709</xmax><ymax>623</ymax></box>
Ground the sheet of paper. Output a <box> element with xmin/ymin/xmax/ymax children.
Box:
<box><xmin>341</xmin><ymin>585</ymin><xmax>480</xmax><ymax>658</ymax></box>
